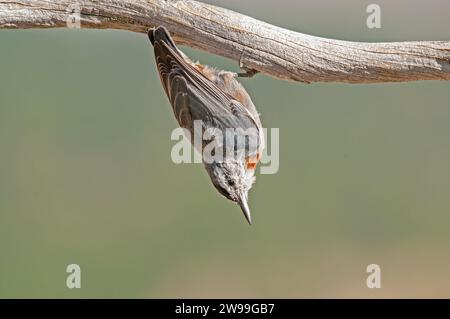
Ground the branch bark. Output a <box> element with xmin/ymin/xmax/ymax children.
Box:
<box><xmin>1</xmin><ymin>0</ymin><xmax>449</xmax><ymax>83</ymax></box>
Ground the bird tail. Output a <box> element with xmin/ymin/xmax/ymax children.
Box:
<box><xmin>148</xmin><ymin>26</ymin><xmax>178</xmax><ymax>52</ymax></box>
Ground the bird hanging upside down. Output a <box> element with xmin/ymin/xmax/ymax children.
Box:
<box><xmin>148</xmin><ymin>26</ymin><xmax>264</xmax><ymax>224</ymax></box>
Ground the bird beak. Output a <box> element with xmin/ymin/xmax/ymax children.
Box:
<box><xmin>238</xmin><ymin>195</ymin><xmax>252</xmax><ymax>225</ymax></box>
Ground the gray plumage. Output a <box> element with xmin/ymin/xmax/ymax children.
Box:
<box><xmin>148</xmin><ymin>26</ymin><xmax>264</xmax><ymax>224</ymax></box>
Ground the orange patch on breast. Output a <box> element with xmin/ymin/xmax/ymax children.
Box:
<box><xmin>245</xmin><ymin>153</ymin><xmax>261</xmax><ymax>170</ymax></box>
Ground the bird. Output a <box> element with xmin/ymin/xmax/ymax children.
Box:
<box><xmin>147</xmin><ymin>26</ymin><xmax>264</xmax><ymax>224</ymax></box>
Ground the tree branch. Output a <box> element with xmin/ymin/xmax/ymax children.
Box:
<box><xmin>1</xmin><ymin>0</ymin><xmax>449</xmax><ymax>83</ymax></box>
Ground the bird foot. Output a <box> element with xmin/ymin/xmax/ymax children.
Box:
<box><xmin>237</xmin><ymin>68</ymin><xmax>260</xmax><ymax>78</ymax></box>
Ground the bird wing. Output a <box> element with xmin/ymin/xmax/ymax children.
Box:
<box><xmin>153</xmin><ymin>40</ymin><xmax>260</xmax><ymax>133</ymax></box>
<box><xmin>152</xmin><ymin>38</ymin><xmax>262</xmax><ymax>156</ymax></box>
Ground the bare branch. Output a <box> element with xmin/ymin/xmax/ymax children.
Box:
<box><xmin>1</xmin><ymin>0</ymin><xmax>449</xmax><ymax>83</ymax></box>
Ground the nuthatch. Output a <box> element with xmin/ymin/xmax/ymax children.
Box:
<box><xmin>148</xmin><ymin>26</ymin><xmax>264</xmax><ymax>224</ymax></box>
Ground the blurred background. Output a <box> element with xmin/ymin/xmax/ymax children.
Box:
<box><xmin>0</xmin><ymin>0</ymin><xmax>450</xmax><ymax>298</ymax></box>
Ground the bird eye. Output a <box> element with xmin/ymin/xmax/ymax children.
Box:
<box><xmin>226</xmin><ymin>177</ymin><xmax>235</xmax><ymax>187</ymax></box>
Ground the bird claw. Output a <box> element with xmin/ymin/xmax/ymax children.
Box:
<box><xmin>237</xmin><ymin>68</ymin><xmax>260</xmax><ymax>78</ymax></box>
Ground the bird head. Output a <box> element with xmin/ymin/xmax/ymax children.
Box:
<box><xmin>204</xmin><ymin>159</ymin><xmax>257</xmax><ymax>224</ymax></box>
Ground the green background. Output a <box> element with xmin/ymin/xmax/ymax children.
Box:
<box><xmin>1</xmin><ymin>0</ymin><xmax>449</xmax><ymax>297</ymax></box>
